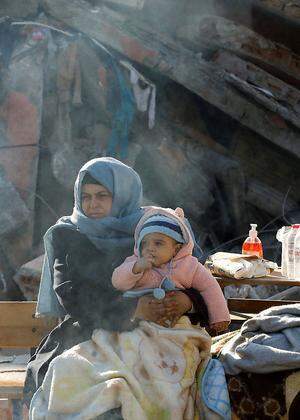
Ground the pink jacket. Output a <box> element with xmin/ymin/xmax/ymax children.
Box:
<box><xmin>112</xmin><ymin>207</ymin><xmax>230</xmax><ymax>326</ymax></box>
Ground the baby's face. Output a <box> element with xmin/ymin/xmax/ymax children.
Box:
<box><xmin>140</xmin><ymin>232</ymin><xmax>181</xmax><ymax>267</ymax></box>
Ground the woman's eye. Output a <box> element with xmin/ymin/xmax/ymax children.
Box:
<box><xmin>97</xmin><ymin>193</ymin><xmax>110</xmax><ymax>199</ymax></box>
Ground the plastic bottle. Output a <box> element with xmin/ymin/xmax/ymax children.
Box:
<box><xmin>276</xmin><ymin>226</ymin><xmax>292</xmax><ymax>277</ymax></box>
<box><xmin>294</xmin><ymin>226</ymin><xmax>300</xmax><ymax>280</ymax></box>
<box><xmin>242</xmin><ymin>224</ymin><xmax>263</xmax><ymax>258</ymax></box>
<box><xmin>287</xmin><ymin>224</ymin><xmax>300</xmax><ymax>279</ymax></box>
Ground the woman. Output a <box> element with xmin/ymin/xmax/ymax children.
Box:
<box><xmin>26</xmin><ymin>157</ymin><xmax>209</xmax><ymax>417</ymax></box>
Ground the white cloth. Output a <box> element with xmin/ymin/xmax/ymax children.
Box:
<box><xmin>30</xmin><ymin>317</ymin><xmax>211</xmax><ymax>419</ymax></box>
<box><xmin>121</xmin><ymin>60</ymin><xmax>156</xmax><ymax>129</ymax></box>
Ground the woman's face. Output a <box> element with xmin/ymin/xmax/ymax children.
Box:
<box><xmin>81</xmin><ymin>183</ymin><xmax>113</xmax><ymax>218</ymax></box>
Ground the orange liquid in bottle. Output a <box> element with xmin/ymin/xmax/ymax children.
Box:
<box><xmin>242</xmin><ymin>240</ymin><xmax>263</xmax><ymax>258</ymax></box>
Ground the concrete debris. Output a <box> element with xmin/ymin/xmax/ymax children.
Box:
<box><xmin>0</xmin><ymin>170</ymin><xmax>30</xmax><ymax>237</ymax></box>
<box><xmin>0</xmin><ymin>0</ymin><xmax>299</xmax><ymax>299</ymax></box>
<box><xmin>13</xmin><ymin>255</ymin><xmax>44</xmax><ymax>301</ymax></box>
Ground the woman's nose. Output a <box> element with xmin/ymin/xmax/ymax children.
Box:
<box><xmin>90</xmin><ymin>197</ymin><xmax>99</xmax><ymax>208</ymax></box>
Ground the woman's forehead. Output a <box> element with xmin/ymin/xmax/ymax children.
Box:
<box><xmin>81</xmin><ymin>183</ymin><xmax>111</xmax><ymax>194</ymax></box>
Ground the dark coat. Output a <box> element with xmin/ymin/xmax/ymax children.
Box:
<box><xmin>24</xmin><ymin>226</ymin><xmax>208</xmax><ymax>406</ymax></box>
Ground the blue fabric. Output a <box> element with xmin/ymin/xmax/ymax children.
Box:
<box><xmin>36</xmin><ymin>157</ymin><xmax>144</xmax><ymax>317</ymax></box>
<box><xmin>200</xmin><ymin>358</ymin><xmax>231</xmax><ymax>419</ymax></box>
<box><xmin>106</xmin><ymin>65</ymin><xmax>135</xmax><ymax>159</ymax></box>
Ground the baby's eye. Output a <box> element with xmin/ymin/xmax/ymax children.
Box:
<box><xmin>155</xmin><ymin>241</ymin><xmax>163</xmax><ymax>246</ymax></box>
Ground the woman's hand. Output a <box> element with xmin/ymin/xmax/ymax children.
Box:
<box><xmin>134</xmin><ymin>291</ymin><xmax>193</xmax><ymax>327</ymax></box>
<box><xmin>162</xmin><ymin>291</ymin><xmax>193</xmax><ymax>327</ymax></box>
<box><xmin>134</xmin><ymin>295</ymin><xmax>168</xmax><ymax>325</ymax></box>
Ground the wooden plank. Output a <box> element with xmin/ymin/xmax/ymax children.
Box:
<box><xmin>218</xmin><ymin>276</ymin><xmax>300</xmax><ymax>287</ymax></box>
<box><xmin>245</xmin><ymin>178</ymin><xmax>298</xmax><ymax>217</ymax></box>
<box><xmin>0</xmin><ymin>365</ymin><xmax>26</xmax><ymax>399</ymax></box>
<box><xmin>254</xmin><ymin>0</ymin><xmax>300</xmax><ymax>23</ymax></box>
<box><xmin>0</xmin><ymin>388</ymin><xmax>23</xmax><ymax>400</ymax></box>
<box><xmin>103</xmin><ymin>0</ymin><xmax>145</xmax><ymax>9</ymax></box>
<box><xmin>212</xmin><ymin>50</ymin><xmax>300</xmax><ymax>129</ymax></box>
<box><xmin>0</xmin><ymin>302</ymin><xmax>50</xmax><ymax>327</ymax></box>
<box><xmin>216</xmin><ymin>270</ymin><xmax>300</xmax><ymax>288</ymax></box>
<box><xmin>42</xmin><ymin>0</ymin><xmax>300</xmax><ymax>158</ymax></box>
<box><xmin>177</xmin><ymin>15</ymin><xmax>300</xmax><ymax>88</ymax></box>
<box><xmin>0</xmin><ymin>327</ymin><xmax>50</xmax><ymax>348</ymax></box>
<box><xmin>227</xmin><ymin>298</ymin><xmax>299</xmax><ymax>313</ymax></box>
<box><xmin>0</xmin><ymin>302</ymin><xmax>56</xmax><ymax>348</ymax></box>
<box><xmin>0</xmin><ymin>370</ymin><xmax>25</xmax><ymax>399</ymax></box>
<box><xmin>212</xmin><ymin>0</ymin><xmax>300</xmax><ymax>55</ymax></box>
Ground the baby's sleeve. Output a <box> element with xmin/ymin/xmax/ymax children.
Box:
<box><xmin>191</xmin><ymin>263</ymin><xmax>230</xmax><ymax>325</ymax></box>
<box><xmin>112</xmin><ymin>255</ymin><xmax>144</xmax><ymax>291</ymax></box>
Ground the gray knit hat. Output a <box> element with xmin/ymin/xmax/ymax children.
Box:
<box><xmin>137</xmin><ymin>214</ymin><xmax>185</xmax><ymax>253</ymax></box>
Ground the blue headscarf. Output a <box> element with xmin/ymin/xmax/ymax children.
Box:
<box><xmin>36</xmin><ymin>157</ymin><xmax>144</xmax><ymax>317</ymax></box>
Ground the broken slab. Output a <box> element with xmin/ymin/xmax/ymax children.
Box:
<box><xmin>212</xmin><ymin>50</ymin><xmax>300</xmax><ymax>130</ymax></box>
<box><xmin>42</xmin><ymin>0</ymin><xmax>300</xmax><ymax>158</ymax></box>
<box><xmin>14</xmin><ymin>255</ymin><xmax>44</xmax><ymax>301</ymax></box>
<box><xmin>177</xmin><ymin>15</ymin><xmax>300</xmax><ymax>89</ymax></box>
<box><xmin>0</xmin><ymin>169</ymin><xmax>30</xmax><ymax>237</ymax></box>
<box><xmin>246</xmin><ymin>179</ymin><xmax>299</xmax><ymax>217</ymax></box>
<box><xmin>257</xmin><ymin>0</ymin><xmax>300</xmax><ymax>22</ymax></box>
<box><xmin>0</xmin><ymin>170</ymin><xmax>32</xmax><ymax>299</ymax></box>
<box><xmin>211</xmin><ymin>0</ymin><xmax>300</xmax><ymax>56</ymax></box>
<box><xmin>133</xmin><ymin>118</ymin><xmax>248</xmax><ymax>236</ymax></box>
<box><xmin>102</xmin><ymin>0</ymin><xmax>145</xmax><ymax>9</ymax></box>
<box><xmin>0</xmin><ymin>0</ymin><xmax>39</xmax><ymax>18</ymax></box>
<box><xmin>0</xmin><ymin>30</ymin><xmax>45</xmax><ymax>209</ymax></box>
<box><xmin>231</xmin><ymin>125</ymin><xmax>300</xmax><ymax>206</ymax></box>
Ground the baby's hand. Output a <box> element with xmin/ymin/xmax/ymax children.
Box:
<box><xmin>132</xmin><ymin>256</ymin><xmax>154</xmax><ymax>274</ymax></box>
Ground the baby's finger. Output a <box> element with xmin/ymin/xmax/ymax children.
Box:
<box><xmin>170</xmin><ymin>316</ymin><xmax>180</xmax><ymax>328</ymax></box>
<box><xmin>149</xmin><ymin>299</ymin><xmax>163</xmax><ymax>308</ymax></box>
<box><xmin>164</xmin><ymin>298</ymin><xmax>177</xmax><ymax>306</ymax></box>
<box><xmin>157</xmin><ymin>318</ymin><xmax>169</xmax><ymax>327</ymax></box>
<box><xmin>164</xmin><ymin>302</ymin><xmax>178</xmax><ymax>313</ymax></box>
<box><xmin>151</xmin><ymin>306</ymin><xmax>167</xmax><ymax>318</ymax></box>
<box><xmin>165</xmin><ymin>307</ymin><xmax>177</xmax><ymax>316</ymax></box>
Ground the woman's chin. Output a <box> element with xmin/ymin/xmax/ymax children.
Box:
<box><xmin>87</xmin><ymin>213</ymin><xmax>105</xmax><ymax>219</ymax></box>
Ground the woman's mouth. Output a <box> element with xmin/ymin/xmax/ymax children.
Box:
<box><xmin>88</xmin><ymin>212</ymin><xmax>103</xmax><ymax>218</ymax></box>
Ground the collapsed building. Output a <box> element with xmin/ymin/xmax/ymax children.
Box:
<box><xmin>0</xmin><ymin>0</ymin><xmax>300</xmax><ymax>299</ymax></box>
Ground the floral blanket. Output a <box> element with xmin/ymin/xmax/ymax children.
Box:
<box><xmin>30</xmin><ymin>317</ymin><xmax>211</xmax><ymax>419</ymax></box>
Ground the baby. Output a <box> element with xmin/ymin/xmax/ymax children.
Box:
<box><xmin>112</xmin><ymin>207</ymin><xmax>230</xmax><ymax>333</ymax></box>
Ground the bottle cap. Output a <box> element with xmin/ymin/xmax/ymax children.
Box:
<box><xmin>249</xmin><ymin>224</ymin><xmax>258</xmax><ymax>238</ymax></box>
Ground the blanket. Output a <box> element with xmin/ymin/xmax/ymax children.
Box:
<box><xmin>219</xmin><ymin>304</ymin><xmax>300</xmax><ymax>375</ymax></box>
<box><xmin>30</xmin><ymin>317</ymin><xmax>211</xmax><ymax>419</ymax></box>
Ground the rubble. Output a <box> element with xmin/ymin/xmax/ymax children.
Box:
<box><xmin>178</xmin><ymin>15</ymin><xmax>300</xmax><ymax>88</ymax></box>
<box><xmin>0</xmin><ymin>1</ymin><xmax>39</xmax><ymax>18</ymax></box>
<box><xmin>42</xmin><ymin>0</ymin><xmax>300</xmax><ymax>158</ymax></box>
<box><xmin>0</xmin><ymin>0</ymin><xmax>299</xmax><ymax>300</ymax></box>
<box><xmin>13</xmin><ymin>255</ymin><xmax>44</xmax><ymax>301</ymax></box>
<box><xmin>0</xmin><ymin>171</ymin><xmax>30</xmax><ymax>237</ymax></box>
